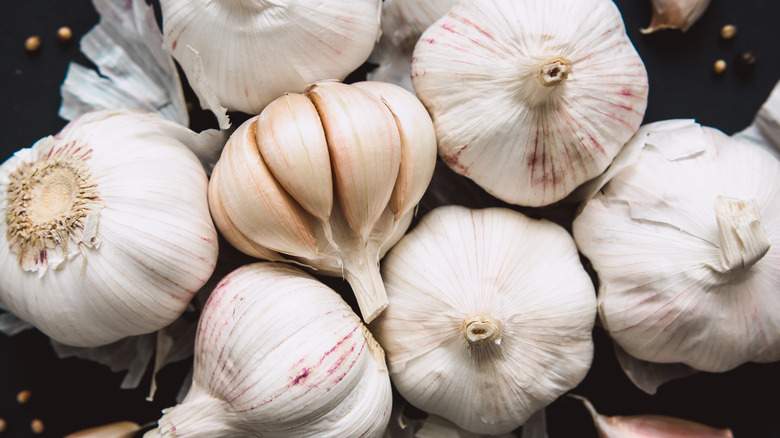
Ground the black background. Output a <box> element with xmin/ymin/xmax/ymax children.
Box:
<box><xmin>2</xmin><ymin>0</ymin><xmax>780</xmax><ymax>437</ymax></box>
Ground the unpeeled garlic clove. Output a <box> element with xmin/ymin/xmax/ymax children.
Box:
<box><xmin>641</xmin><ymin>0</ymin><xmax>712</xmax><ymax>34</ymax></box>
<box><xmin>570</xmin><ymin>395</ymin><xmax>734</xmax><ymax>437</ymax></box>
<box><xmin>64</xmin><ymin>421</ymin><xmax>142</xmax><ymax>438</ymax></box>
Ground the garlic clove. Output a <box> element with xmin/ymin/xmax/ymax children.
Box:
<box><xmin>255</xmin><ymin>92</ymin><xmax>336</xmax><ymax>246</ymax></box>
<box><xmin>209</xmin><ymin>116</ymin><xmax>319</xmax><ymax>258</ymax></box>
<box><xmin>64</xmin><ymin>421</ymin><xmax>142</xmax><ymax>438</ymax></box>
<box><xmin>352</xmin><ymin>81</ymin><xmax>438</xmax><ymax>222</ymax></box>
<box><xmin>306</xmin><ymin>81</ymin><xmax>402</xmax><ymax>246</ymax></box>
<box><xmin>571</xmin><ymin>395</ymin><xmax>734</xmax><ymax>437</ymax></box>
<box><xmin>641</xmin><ymin>0</ymin><xmax>712</xmax><ymax>34</ymax></box>
<box><xmin>411</xmin><ymin>0</ymin><xmax>648</xmax><ymax>207</ymax></box>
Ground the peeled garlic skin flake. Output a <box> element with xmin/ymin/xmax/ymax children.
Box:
<box><xmin>0</xmin><ymin>110</ymin><xmax>219</xmax><ymax>347</ymax></box>
<box><xmin>146</xmin><ymin>262</ymin><xmax>392</xmax><ymax>438</ymax></box>
<box><xmin>573</xmin><ymin>124</ymin><xmax>780</xmax><ymax>373</ymax></box>
<box><xmin>411</xmin><ymin>0</ymin><xmax>648</xmax><ymax>207</ymax></box>
<box><xmin>372</xmin><ymin>206</ymin><xmax>597</xmax><ymax>435</ymax></box>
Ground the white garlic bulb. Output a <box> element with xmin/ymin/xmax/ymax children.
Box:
<box><xmin>159</xmin><ymin>0</ymin><xmax>382</xmax><ymax>116</ymax></box>
<box><xmin>573</xmin><ymin>121</ymin><xmax>780</xmax><ymax>373</ymax></box>
<box><xmin>641</xmin><ymin>0</ymin><xmax>712</xmax><ymax>34</ymax></box>
<box><xmin>208</xmin><ymin>80</ymin><xmax>437</xmax><ymax>323</ymax></box>
<box><xmin>411</xmin><ymin>0</ymin><xmax>648</xmax><ymax>207</ymax></box>
<box><xmin>145</xmin><ymin>262</ymin><xmax>392</xmax><ymax>438</ymax></box>
<box><xmin>372</xmin><ymin>205</ymin><xmax>597</xmax><ymax>435</ymax></box>
<box><xmin>0</xmin><ymin>109</ymin><xmax>219</xmax><ymax>347</ymax></box>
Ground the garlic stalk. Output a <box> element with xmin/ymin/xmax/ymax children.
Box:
<box><xmin>641</xmin><ymin>0</ymin><xmax>712</xmax><ymax>34</ymax></box>
<box><xmin>0</xmin><ymin>109</ymin><xmax>219</xmax><ymax>347</ymax></box>
<box><xmin>573</xmin><ymin>121</ymin><xmax>780</xmax><ymax>373</ymax></box>
<box><xmin>159</xmin><ymin>0</ymin><xmax>382</xmax><ymax>116</ymax></box>
<box><xmin>411</xmin><ymin>0</ymin><xmax>648</xmax><ymax>207</ymax></box>
<box><xmin>371</xmin><ymin>205</ymin><xmax>597</xmax><ymax>435</ymax></box>
<box><xmin>145</xmin><ymin>262</ymin><xmax>392</xmax><ymax>438</ymax></box>
<box><xmin>208</xmin><ymin>80</ymin><xmax>437</xmax><ymax>322</ymax></box>
<box><xmin>570</xmin><ymin>395</ymin><xmax>734</xmax><ymax>437</ymax></box>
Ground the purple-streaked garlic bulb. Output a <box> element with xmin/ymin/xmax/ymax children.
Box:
<box><xmin>411</xmin><ymin>0</ymin><xmax>648</xmax><ymax>207</ymax></box>
<box><xmin>145</xmin><ymin>262</ymin><xmax>392</xmax><ymax>438</ymax></box>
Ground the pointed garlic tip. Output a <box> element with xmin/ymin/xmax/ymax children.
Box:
<box><xmin>64</xmin><ymin>421</ymin><xmax>141</xmax><ymax>438</ymax></box>
<box><xmin>713</xmin><ymin>196</ymin><xmax>770</xmax><ymax>273</ymax></box>
<box><xmin>537</xmin><ymin>57</ymin><xmax>572</xmax><ymax>87</ymax></box>
<box><xmin>462</xmin><ymin>315</ymin><xmax>501</xmax><ymax>345</ymax></box>
<box><xmin>255</xmin><ymin>93</ymin><xmax>337</xmax><ymax>249</ymax></box>
<box><xmin>640</xmin><ymin>0</ymin><xmax>712</xmax><ymax>34</ymax></box>
<box><xmin>306</xmin><ymin>81</ymin><xmax>401</xmax><ymax>247</ymax></box>
<box><xmin>570</xmin><ymin>394</ymin><xmax>734</xmax><ymax>438</ymax></box>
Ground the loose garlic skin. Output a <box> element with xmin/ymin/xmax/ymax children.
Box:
<box><xmin>146</xmin><ymin>262</ymin><xmax>392</xmax><ymax>438</ymax></box>
<box><xmin>208</xmin><ymin>80</ymin><xmax>437</xmax><ymax>323</ymax></box>
<box><xmin>573</xmin><ymin>122</ymin><xmax>780</xmax><ymax>373</ymax></box>
<box><xmin>641</xmin><ymin>0</ymin><xmax>712</xmax><ymax>34</ymax></box>
<box><xmin>372</xmin><ymin>206</ymin><xmax>597</xmax><ymax>435</ymax></box>
<box><xmin>159</xmin><ymin>0</ymin><xmax>382</xmax><ymax>115</ymax></box>
<box><xmin>0</xmin><ymin>110</ymin><xmax>218</xmax><ymax>348</ymax></box>
<box><xmin>411</xmin><ymin>0</ymin><xmax>648</xmax><ymax>207</ymax></box>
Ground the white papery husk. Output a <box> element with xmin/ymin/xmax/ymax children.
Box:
<box><xmin>159</xmin><ymin>0</ymin><xmax>382</xmax><ymax>116</ymax></box>
<box><xmin>367</xmin><ymin>0</ymin><xmax>456</xmax><ymax>92</ymax></box>
<box><xmin>146</xmin><ymin>262</ymin><xmax>392</xmax><ymax>438</ymax></box>
<box><xmin>0</xmin><ymin>109</ymin><xmax>219</xmax><ymax>348</ymax></box>
<box><xmin>372</xmin><ymin>205</ymin><xmax>597</xmax><ymax>435</ymax></box>
<box><xmin>735</xmin><ymin>79</ymin><xmax>780</xmax><ymax>158</ymax></box>
<box><xmin>573</xmin><ymin>122</ymin><xmax>780</xmax><ymax>373</ymax></box>
<box><xmin>411</xmin><ymin>0</ymin><xmax>648</xmax><ymax>207</ymax></box>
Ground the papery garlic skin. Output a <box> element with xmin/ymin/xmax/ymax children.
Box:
<box><xmin>0</xmin><ymin>109</ymin><xmax>218</xmax><ymax>347</ymax></box>
<box><xmin>372</xmin><ymin>206</ymin><xmax>597</xmax><ymax>435</ymax></box>
<box><xmin>159</xmin><ymin>0</ymin><xmax>382</xmax><ymax>115</ymax></box>
<box><xmin>641</xmin><ymin>0</ymin><xmax>712</xmax><ymax>34</ymax></box>
<box><xmin>146</xmin><ymin>262</ymin><xmax>392</xmax><ymax>438</ymax></box>
<box><xmin>411</xmin><ymin>0</ymin><xmax>648</xmax><ymax>207</ymax></box>
<box><xmin>573</xmin><ymin>123</ymin><xmax>780</xmax><ymax>373</ymax></box>
<box><xmin>208</xmin><ymin>80</ymin><xmax>437</xmax><ymax>323</ymax></box>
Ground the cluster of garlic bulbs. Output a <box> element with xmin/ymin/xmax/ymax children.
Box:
<box><xmin>207</xmin><ymin>80</ymin><xmax>437</xmax><ymax>323</ymax></box>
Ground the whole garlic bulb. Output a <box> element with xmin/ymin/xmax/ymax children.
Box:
<box><xmin>411</xmin><ymin>0</ymin><xmax>648</xmax><ymax>207</ymax></box>
<box><xmin>573</xmin><ymin>121</ymin><xmax>780</xmax><ymax>373</ymax></box>
<box><xmin>0</xmin><ymin>109</ymin><xmax>219</xmax><ymax>347</ymax></box>
<box><xmin>159</xmin><ymin>0</ymin><xmax>382</xmax><ymax>116</ymax></box>
<box><xmin>145</xmin><ymin>262</ymin><xmax>392</xmax><ymax>438</ymax></box>
<box><xmin>371</xmin><ymin>205</ymin><xmax>597</xmax><ymax>435</ymax></box>
<box><xmin>208</xmin><ymin>80</ymin><xmax>437</xmax><ymax>323</ymax></box>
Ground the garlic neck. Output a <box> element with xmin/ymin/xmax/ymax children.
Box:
<box><xmin>462</xmin><ymin>315</ymin><xmax>501</xmax><ymax>346</ymax></box>
<box><xmin>517</xmin><ymin>56</ymin><xmax>572</xmax><ymax>107</ymax></box>
<box><xmin>713</xmin><ymin>196</ymin><xmax>770</xmax><ymax>273</ymax></box>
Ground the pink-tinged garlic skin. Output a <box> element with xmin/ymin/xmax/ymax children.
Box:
<box><xmin>411</xmin><ymin>0</ymin><xmax>648</xmax><ymax>207</ymax></box>
<box><xmin>149</xmin><ymin>263</ymin><xmax>392</xmax><ymax>438</ymax></box>
<box><xmin>641</xmin><ymin>0</ymin><xmax>712</xmax><ymax>34</ymax></box>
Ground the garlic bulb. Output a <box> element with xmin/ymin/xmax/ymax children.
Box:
<box><xmin>573</xmin><ymin>121</ymin><xmax>780</xmax><ymax>373</ymax></box>
<box><xmin>208</xmin><ymin>80</ymin><xmax>437</xmax><ymax>322</ymax></box>
<box><xmin>571</xmin><ymin>395</ymin><xmax>734</xmax><ymax>437</ymax></box>
<box><xmin>159</xmin><ymin>0</ymin><xmax>382</xmax><ymax>116</ymax></box>
<box><xmin>372</xmin><ymin>205</ymin><xmax>597</xmax><ymax>435</ymax></box>
<box><xmin>411</xmin><ymin>0</ymin><xmax>648</xmax><ymax>207</ymax></box>
<box><xmin>641</xmin><ymin>0</ymin><xmax>712</xmax><ymax>34</ymax></box>
<box><xmin>145</xmin><ymin>262</ymin><xmax>392</xmax><ymax>438</ymax></box>
<box><xmin>0</xmin><ymin>109</ymin><xmax>218</xmax><ymax>347</ymax></box>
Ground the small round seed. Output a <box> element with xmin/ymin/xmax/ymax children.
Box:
<box><xmin>720</xmin><ymin>24</ymin><xmax>737</xmax><ymax>40</ymax></box>
<box><xmin>30</xmin><ymin>419</ymin><xmax>44</xmax><ymax>435</ymax></box>
<box><xmin>24</xmin><ymin>36</ymin><xmax>41</xmax><ymax>52</ymax></box>
<box><xmin>713</xmin><ymin>59</ymin><xmax>727</xmax><ymax>75</ymax></box>
<box><xmin>16</xmin><ymin>389</ymin><xmax>32</xmax><ymax>404</ymax></box>
<box><xmin>57</xmin><ymin>26</ymin><xmax>73</xmax><ymax>43</ymax></box>
<box><xmin>0</xmin><ymin>417</ymin><xmax>7</xmax><ymax>433</ymax></box>
<box><xmin>736</xmin><ymin>51</ymin><xmax>757</xmax><ymax>69</ymax></box>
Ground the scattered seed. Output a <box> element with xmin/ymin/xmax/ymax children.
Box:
<box><xmin>24</xmin><ymin>36</ymin><xmax>41</xmax><ymax>53</ymax></box>
<box><xmin>16</xmin><ymin>389</ymin><xmax>32</xmax><ymax>404</ymax></box>
<box><xmin>30</xmin><ymin>419</ymin><xmax>44</xmax><ymax>434</ymax></box>
<box><xmin>0</xmin><ymin>418</ymin><xmax>6</xmax><ymax>433</ymax></box>
<box><xmin>712</xmin><ymin>59</ymin><xmax>727</xmax><ymax>75</ymax></box>
<box><xmin>720</xmin><ymin>24</ymin><xmax>737</xmax><ymax>40</ymax></box>
<box><xmin>57</xmin><ymin>26</ymin><xmax>73</xmax><ymax>43</ymax></box>
<box><xmin>736</xmin><ymin>51</ymin><xmax>757</xmax><ymax>69</ymax></box>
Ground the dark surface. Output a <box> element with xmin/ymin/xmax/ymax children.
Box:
<box><xmin>1</xmin><ymin>0</ymin><xmax>780</xmax><ymax>437</ymax></box>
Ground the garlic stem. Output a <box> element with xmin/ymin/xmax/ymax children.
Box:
<box><xmin>344</xmin><ymin>251</ymin><xmax>389</xmax><ymax>324</ymax></box>
<box><xmin>518</xmin><ymin>56</ymin><xmax>572</xmax><ymax>107</ymax></box>
<box><xmin>462</xmin><ymin>315</ymin><xmax>501</xmax><ymax>345</ymax></box>
<box><xmin>714</xmin><ymin>196</ymin><xmax>770</xmax><ymax>273</ymax></box>
<box><xmin>537</xmin><ymin>57</ymin><xmax>572</xmax><ymax>87</ymax></box>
